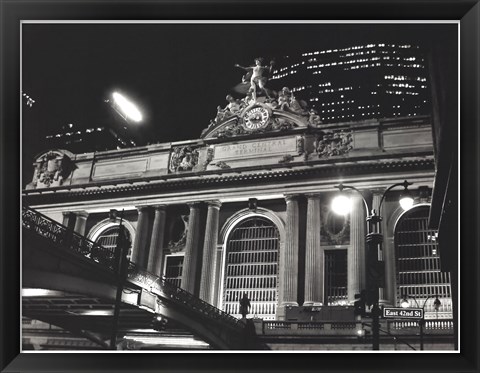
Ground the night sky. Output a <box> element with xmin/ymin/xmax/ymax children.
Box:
<box><xmin>21</xmin><ymin>22</ymin><xmax>457</xmax><ymax>182</ymax></box>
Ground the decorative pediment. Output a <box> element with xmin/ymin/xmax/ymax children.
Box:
<box><xmin>201</xmin><ymin>102</ymin><xmax>312</xmax><ymax>139</ymax></box>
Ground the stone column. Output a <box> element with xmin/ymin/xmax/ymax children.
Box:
<box><xmin>147</xmin><ymin>205</ymin><xmax>167</xmax><ymax>276</ymax></box>
<box><xmin>131</xmin><ymin>206</ymin><xmax>151</xmax><ymax>268</ymax></box>
<box><xmin>181</xmin><ymin>203</ymin><xmax>202</xmax><ymax>294</ymax></box>
<box><xmin>348</xmin><ymin>195</ymin><xmax>366</xmax><ymax>302</ymax></box>
<box><xmin>62</xmin><ymin>212</ymin><xmax>76</xmax><ymax>231</ymax></box>
<box><xmin>372</xmin><ymin>192</ymin><xmax>387</xmax><ymax>305</ymax></box>
<box><xmin>73</xmin><ymin>211</ymin><xmax>89</xmax><ymax>236</ymax></box>
<box><xmin>304</xmin><ymin>194</ymin><xmax>324</xmax><ymax>306</ymax></box>
<box><xmin>280</xmin><ymin>195</ymin><xmax>300</xmax><ymax>314</ymax></box>
<box><xmin>199</xmin><ymin>200</ymin><xmax>222</xmax><ymax>304</ymax></box>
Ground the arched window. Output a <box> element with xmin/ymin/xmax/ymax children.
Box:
<box><xmin>394</xmin><ymin>206</ymin><xmax>452</xmax><ymax>317</ymax></box>
<box><xmin>89</xmin><ymin>221</ymin><xmax>134</xmax><ymax>261</ymax></box>
<box><xmin>223</xmin><ymin>216</ymin><xmax>280</xmax><ymax>320</ymax></box>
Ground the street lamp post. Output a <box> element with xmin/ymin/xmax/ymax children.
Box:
<box><xmin>401</xmin><ymin>294</ymin><xmax>442</xmax><ymax>350</ymax></box>
<box><xmin>332</xmin><ymin>180</ymin><xmax>414</xmax><ymax>350</ymax></box>
<box><xmin>109</xmin><ymin>209</ymin><xmax>129</xmax><ymax>350</ymax></box>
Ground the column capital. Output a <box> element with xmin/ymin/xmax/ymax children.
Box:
<box><xmin>305</xmin><ymin>193</ymin><xmax>322</xmax><ymax>200</ymax></box>
<box><xmin>135</xmin><ymin>206</ymin><xmax>150</xmax><ymax>213</ymax></box>
<box><xmin>284</xmin><ymin>194</ymin><xmax>301</xmax><ymax>202</ymax></box>
<box><xmin>206</xmin><ymin>200</ymin><xmax>222</xmax><ymax>209</ymax></box>
<box><xmin>152</xmin><ymin>204</ymin><xmax>167</xmax><ymax>211</ymax></box>
<box><xmin>187</xmin><ymin>202</ymin><xmax>202</xmax><ymax>209</ymax></box>
<box><xmin>74</xmin><ymin>210</ymin><xmax>89</xmax><ymax>218</ymax></box>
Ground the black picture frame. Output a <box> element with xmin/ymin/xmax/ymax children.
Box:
<box><xmin>1</xmin><ymin>0</ymin><xmax>478</xmax><ymax>372</ymax></box>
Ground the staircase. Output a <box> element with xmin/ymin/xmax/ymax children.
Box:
<box><xmin>22</xmin><ymin>206</ymin><xmax>266</xmax><ymax>350</ymax></box>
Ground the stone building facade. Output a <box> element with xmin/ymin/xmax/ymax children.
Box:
<box><xmin>23</xmin><ymin>103</ymin><xmax>453</xmax><ymax>322</ymax></box>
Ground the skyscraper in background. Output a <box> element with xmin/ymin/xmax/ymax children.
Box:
<box><xmin>270</xmin><ymin>43</ymin><xmax>430</xmax><ymax>123</ymax></box>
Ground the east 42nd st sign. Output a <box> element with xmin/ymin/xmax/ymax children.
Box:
<box><xmin>382</xmin><ymin>307</ymin><xmax>424</xmax><ymax>319</ymax></box>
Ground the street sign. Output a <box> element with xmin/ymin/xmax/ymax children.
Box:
<box><xmin>382</xmin><ymin>307</ymin><xmax>424</xmax><ymax>319</ymax></box>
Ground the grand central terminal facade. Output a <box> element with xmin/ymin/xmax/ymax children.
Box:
<box><xmin>22</xmin><ymin>80</ymin><xmax>454</xmax><ymax>349</ymax></box>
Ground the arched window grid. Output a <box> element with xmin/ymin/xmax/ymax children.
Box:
<box><xmin>222</xmin><ymin>216</ymin><xmax>280</xmax><ymax>320</ymax></box>
<box><xmin>394</xmin><ymin>206</ymin><xmax>453</xmax><ymax>318</ymax></box>
<box><xmin>95</xmin><ymin>225</ymin><xmax>133</xmax><ymax>260</ymax></box>
<box><xmin>87</xmin><ymin>219</ymin><xmax>135</xmax><ymax>261</ymax></box>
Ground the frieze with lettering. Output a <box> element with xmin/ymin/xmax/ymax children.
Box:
<box><xmin>213</xmin><ymin>137</ymin><xmax>298</xmax><ymax>161</ymax></box>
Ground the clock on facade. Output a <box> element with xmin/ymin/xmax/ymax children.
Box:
<box><xmin>242</xmin><ymin>106</ymin><xmax>270</xmax><ymax>131</ymax></box>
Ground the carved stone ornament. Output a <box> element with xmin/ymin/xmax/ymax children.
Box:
<box><xmin>215</xmin><ymin>122</ymin><xmax>246</xmax><ymax>138</ymax></box>
<box><xmin>320</xmin><ymin>208</ymin><xmax>351</xmax><ymax>246</ymax></box>
<box><xmin>30</xmin><ymin>151</ymin><xmax>75</xmax><ymax>188</ymax></box>
<box><xmin>168</xmin><ymin>214</ymin><xmax>189</xmax><ymax>252</ymax></box>
<box><xmin>278</xmin><ymin>154</ymin><xmax>294</xmax><ymax>164</ymax></box>
<box><xmin>314</xmin><ymin>130</ymin><xmax>353</xmax><ymax>158</ymax></box>
<box><xmin>213</xmin><ymin>161</ymin><xmax>231</xmax><ymax>169</ymax></box>
<box><xmin>296</xmin><ymin>136</ymin><xmax>305</xmax><ymax>154</ymax></box>
<box><xmin>271</xmin><ymin>117</ymin><xmax>294</xmax><ymax>131</ymax></box>
<box><xmin>169</xmin><ymin>146</ymin><xmax>199</xmax><ymax>173</ymax></box>
<box><xmin>203</xmin><ymin>147</ymin><xmax>215</xmax><ymax>168</ymax></box>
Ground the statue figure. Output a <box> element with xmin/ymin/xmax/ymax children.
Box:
<box><xmin>288</xmin><ymin>94</ymin><xmax>309</xmax><ymax>116</ymax></box>
<box><xmin>234</xmin><ymin>57</ymin><xmax>275</xmax><ymax>101</ymax></box>
<box><xmin>277</xmin><ymin>87</ymin><xmax>291</xmax><ymax>110</ymax></box>
<box><xmin>215</xmin><ymin>105</ymin><xmax>226</xmax><ymax>123</ymax></box>
<box><xmin>242</xmin><ymin>87</ymin><xmax>256</xmax><ymax>107</ymax></box>
<box><xmin>308</xmin><ymin>109</ymin><xmax>322</xmax><ymax>126</ymax></box>
<box><xmin>224</xmin><ymin>95</ymin><xmax>241</xmax><ymax>114</ymax></box>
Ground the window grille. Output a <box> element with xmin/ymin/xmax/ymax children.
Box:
<box><xmin>395</xmin><ymin>206</ymin><xmax>452</xmax><ymax>317</ymax></box>
<box><xmin>223</xmin><ymin>217</ymin><xmax>280</xmax><ymax>320</ymax></box>
<box><xmin>325</xmin><ymin>249</ymin><xmax>348</xmax><ymax>305</ymax></box>
<box><xmin>95</xmin><ymin>226</ymin><xmax>132</xmax><ymax>259</ymax></box>
<box><xmin>164</xmin><ymin>255</ymin><xmax>184</xmax><ymax>287</ymax></box>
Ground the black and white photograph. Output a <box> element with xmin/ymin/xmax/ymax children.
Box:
<box><xmin>17</xmin><ymin>20</ymin><xmax>462</xmax><ymax>354</ymax></box>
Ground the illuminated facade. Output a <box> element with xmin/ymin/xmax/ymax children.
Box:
<box><xmin>22</xmin><ymin>60</ymin><xmax>454</xmax><ymax>350</ymax></box>
<box><xmin>270</xmin><ymin>43</ymin><xmax>430</xmax><ymax>123</ymax></box>
<box><xmin>23</xmin><ymin>107</ymin><xmax>454</xmax><ymax>349</ymax></box>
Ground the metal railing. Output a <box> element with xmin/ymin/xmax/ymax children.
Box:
<box><xmin>127</xmin><ymin>263</ymin><xmax>243</xmax><ymax>330</ymax></box>
<box><xmin>22</xmin><ymin>206</ymin><xmax>243</xmax><ymax>331</ymax></box>
<box><xmin>22</xmin><ymin>206</ymin><xmax>116</xmax><ymax>269</ymax></box>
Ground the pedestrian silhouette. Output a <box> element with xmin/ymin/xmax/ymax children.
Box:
<box><xmin>239</xmin><ymin>292</ymin><xmax>251</xmax><ymax>319</ymax></box>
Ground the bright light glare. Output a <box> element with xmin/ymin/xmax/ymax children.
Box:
<box><xmin>400</xmin><ymin>299</ymin><xmax>410</xmax><ymax>308</ymax></box>
<box><xmin>112</xmin><ymin>92</ymin><xmax>143</xmax><ymax>122</ymax></box>
<box><xmin>125</xmin><ymin>336</ymin><xmax>209</xmax><ymax>347</ymax></box>
<box><xmin>22</xmin><ymin>288</ymin><xmax>63</xmax><ymax>297</ymax></box>
<box><xmin>75</xmin><ymin>310</ymin><xmax>113</xmax><ymax>316</ymax></box>
<box><xmin>399</xmin><ymin>196</ymin><xmax>414</xmax><ymax>211</ymax></box>
<box><xmin>332</xmin><ymin>195</ymin><xmax>351</xmax><ymax>215</ymax></box>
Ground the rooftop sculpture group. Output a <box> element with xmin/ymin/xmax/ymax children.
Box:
<box><xmin>201</xmin><ymin>57</ymin><xmax>323</xmax><ymax>139</ymax></box>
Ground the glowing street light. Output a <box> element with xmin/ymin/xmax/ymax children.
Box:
<box><xmin>331</xmin><ymin>194</ymin><xmax>352</xmax><ymax>216</ymax></box>
<box><xmin>111</xmin><ymin>92</ymin><xmax>143</xmax><ymax>123</ymax></box>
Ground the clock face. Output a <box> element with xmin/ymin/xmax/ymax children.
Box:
<box><xmin>243</xmin><ymin>106</ymin><xmax>270</xmax><ymax>130</ymax></box>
